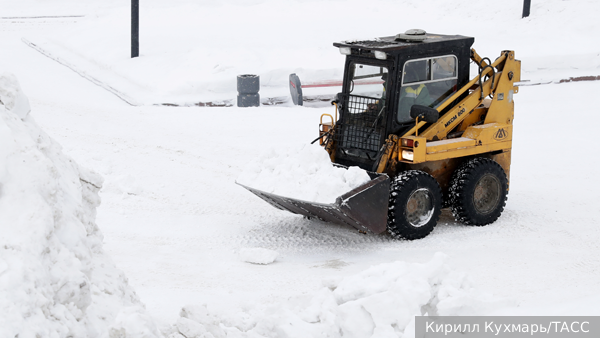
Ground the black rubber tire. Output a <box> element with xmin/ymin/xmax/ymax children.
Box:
<box><xmin>449</xmin><ymin>157</ymin><xmax>508</xmax><ymax>225</ymax></box>
<box><xmin>237</xmin><ymin>74</ymin><xmax>260</xmax><ymax>94</ymax></box>
<box><xmin>387</xmin><ymin>170</ymin><xmax>443</xmax><ymax>240</ymax></box>
<box><xmin>237</xmin><ymin>93</ymin><xmax>260</xmax><ymax>107</ymax></box>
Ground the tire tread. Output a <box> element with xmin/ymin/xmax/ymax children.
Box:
<box><xmin>449</xmin><ymin>157</ymin><xmax>508</xmax><ymax>225</ymax></box>
<box><xmin>387</xmin><ymin>170</ymin><xmax>442</xmax><ymax>240</ymax></box>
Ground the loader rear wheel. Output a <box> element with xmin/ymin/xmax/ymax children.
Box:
<box><xmin>449</xmin><ymin>157</ymin><xmax>508</xmax><ymax>225</ymax></box>
<box><xmin>387</xmin><ymin>170</ymin><xmax>442</xmax><ymax>240</ymax></box>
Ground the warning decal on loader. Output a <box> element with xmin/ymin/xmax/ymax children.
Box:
<box><xmin>494</xmin><ymin>128</ymin><xmax>508</xmax><ymax>140</ymax></box>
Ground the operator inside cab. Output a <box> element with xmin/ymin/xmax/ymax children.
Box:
<box><xmin>397</xmin><ymin>56</ymin><xmax>458</xmax><ymax>124</ymax></box>
<box><xmin>397</xmin><ymin>60</ymin><xmax>433</xmax><ymax>123</ymax></box>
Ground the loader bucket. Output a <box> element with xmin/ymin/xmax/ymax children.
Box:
<box><xmin>237</xmin><ymin>170</ymin><xmax>390</xmax><ymax>234</ymax></box>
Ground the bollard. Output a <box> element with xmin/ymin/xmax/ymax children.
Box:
<box><xmin>237</xmin><ymin>74</ymin><xmax>260</xmax><ymax>107</ymax></box>
<box><xmin>522</xmin><ymin>0</ymin><xmax>531</xmax><ymax>18</ymax></box>
<box><xmin>131</xmin><ymin>0</ymin><xmax>139</xmax><ymax>58</ymax></box>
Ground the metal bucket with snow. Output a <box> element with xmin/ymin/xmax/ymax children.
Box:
<box><xmin>237</xmin><ymin>166</ymin><xmax>390</xmax><ymax>234</ymax></box>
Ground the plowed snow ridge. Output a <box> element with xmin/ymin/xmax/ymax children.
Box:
<box><xmin>0</xmin><ymin>73</ymin><xmax>158</xmax><ymax>338</ymax></box>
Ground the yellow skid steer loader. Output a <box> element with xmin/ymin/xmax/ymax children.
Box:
<box><xmin>239</xmin><ymin>30</ymin><xmax>521</xmax><ymax>240</ymax></box>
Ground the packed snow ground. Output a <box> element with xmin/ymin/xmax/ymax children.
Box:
<box><xmin>1</xmin><ymin>0</ymin><xmax>600</xmax><ymax>337</ymax></box>
<box><xmin>166</xmin><ymin>253</ymin><xmax>512</xmax><ymax>338</ymax></box>
<box><xmin>238</xmin><ymin>248</ymin><xmax>279</xmax><ymax>265</ymax></box>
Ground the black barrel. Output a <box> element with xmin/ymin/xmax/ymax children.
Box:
<box><xmin>237</xmin><ymin>74</ymin><xmax>260</xmax><ymax>107</ymax></box>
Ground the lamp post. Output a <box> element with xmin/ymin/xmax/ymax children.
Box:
<box><xmin>522</xmin><ymin>0</ymin><xmax>531</xmax><ymax>18</ymax></box>
<box><xmin>132</xmin><ymin>0</ymin><xmax>139</xmax><ymax>58</ymax></box>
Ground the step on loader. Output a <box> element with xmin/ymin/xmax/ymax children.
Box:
<box><xmin>239</xmin><ymin>29</ymin><xmax>521</xmax><ymax>240</ymax></box>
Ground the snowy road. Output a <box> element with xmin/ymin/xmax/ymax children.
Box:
<box><xmin>2</xmin><ymin>1</ymin><xmax>600</xmax><ymax>335</ymax></box>
<box><xmin>27</xmin><ymin>78</ymin><xmax>600</xmax><ymax>324</ymax></box>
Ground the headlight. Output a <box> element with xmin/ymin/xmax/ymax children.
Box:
<box><xmin>339</xmin><ymin>47</ymin><xmax>351</xmax><ymax>55</ymax></box>
<box><xmin>374</xmin><ymin>51</ymin><xmax>387</xmax><ymax>60</ymax></box>
<box><xmin>401</xmin><ymin>150</ymin><xmax>414</xmax><ymax>161</ymax></box>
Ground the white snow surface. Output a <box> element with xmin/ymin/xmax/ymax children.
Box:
<box><xmin>0</xmin><ymin>76</ymin><xmax>158</xmax><ymax>337</ymax></box>
<box><xmin>15</xmin><ymin>0</ymin><xmax>600</xmax><ymax>105</ymax></box>
<box><xmin>0</xmin><ymin>72</ymin><xmax>30</xmax><ymax>119</ymax></box>
<box><xmin>237</xmin><ymin>143</ymin><xmax>371</xmax><ymax>204</ymax></box>
<box><xmin>167</xmin><ymin>253</ymin><xmax>508</xmax><ymax>338</ymax></box>
<box><xmin>239</xmin><ymin>248</ymin><xmax>279</xmax><ymax>265</ymax></box>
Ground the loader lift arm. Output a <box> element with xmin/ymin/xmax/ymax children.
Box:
<box><xmin>385</xmin><ymin>49</ymin><xmax>520</xmax><ymax>168</ymax></box>
<box><xmin>403</xmin><ymin>49</ymin><xmax>520</xmax><ymax>141</ymax></box>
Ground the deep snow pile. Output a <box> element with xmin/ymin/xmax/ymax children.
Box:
<box><xmin>237</xmin><ymin>143</ymin><xmax>371</xmax><ymax>204</ymax></box>
<box><xmin>165</xmin><ymin>253</ymin><xmax>508</xmax><ymax>338</ymax></box>
<box><xmin>0</xmin><ymin>73</ymin><xmax>159</xmax><ymax>338</ymax></box>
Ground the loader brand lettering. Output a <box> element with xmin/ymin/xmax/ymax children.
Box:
<box><xmin>444</xmin><ymin>107</ymin><xmax>467</xmax><ymax>128</ymax></box>
<box><xmin>444</xmin><ymin>115</ymin><xmax>457</xmax><ymax>127</ymax></box>
<box><xmin>494</xmin><ymin>128</ymin><xmax>508</xmax><ymax>140</ymax></box>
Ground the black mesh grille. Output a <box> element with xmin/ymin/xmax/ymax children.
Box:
<box><xmin>334</xmin><ymin>94</ymin><xmax>386</xmax><ymax>161</ymax></box>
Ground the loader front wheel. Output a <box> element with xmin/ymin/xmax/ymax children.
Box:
<box><xmin>387</xmin><ymin>170</ymin><xmax>442</xmax><ymax>240</ymax></box>
<box><xmin>449</xmin><ymin>157</ymin><xmax>508</xmax><ymax>225</ymax></box>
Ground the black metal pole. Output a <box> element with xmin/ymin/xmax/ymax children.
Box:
<box><xmin>131</xmin><ymin>0</ymin><xmax>139</xmax><ymax>58</ymax></box>
<box><xmin>522</xmin><ymin>0</ymin><xmax>531</xmax><ymax>18</ymax></box>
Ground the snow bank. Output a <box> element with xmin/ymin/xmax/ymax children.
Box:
<box><xmin>236</xmin><ymin>143</ymin><xmax>371</xmax><ymax>204</ymax></box>
<box><xmin>239</xmin><ymin>248</ymin><xmax>279</xmax><ymax>265</ymax></box>
<box><xmin>0</xmin><ymin>72</ymin><xmax>30</xmax><ymax>120</ymax></box>
<box><xmin>166</xmin><ymin>253</ymin><xmax>508</xmax><ymax>338</ymax></box>
<box><xmin>0</xmin><ymin>74</ymin><xmax>159</xmax><ymax>338</ymax></box>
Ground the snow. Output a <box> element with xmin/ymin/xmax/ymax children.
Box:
<box><xmin>165</xmin><ymin>253</ymin><xmax>509</xmax><ymax>338</ymax></box>
<box><xmin>1</xmin><ymin>0</ymin><xmax>600</xmax><ymax>337</ymax></box>
<box><xmin>237</xmin><ymin>143</ymin><xmax>371</xmax><ymax>204</ymax></box>
<box><xmin>16</xmin><ymin>0</ymin><xmax>600</xmax><ymax>105</ymax></box>
<box><xmin>0</xmin><ymin>72</ymin><xmax>30</xmax><ymax>119</ymax></box>
<box><xmin>0</xmin><ymin>75</ymin><xmax>159</xmax><ymax>337</ymax></box>
<box><xmin>239</xmin><ymin>248</ymin><xmax>279</xmax><ymax>265</ymax></box>
<box><xmin>426</xmin><ymin>137</ymin><xmax>475</xmax><ymax>147</ymax></box>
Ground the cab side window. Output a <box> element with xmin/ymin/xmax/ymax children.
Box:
<box><xmin>397</xmin><ymin>55</ymin><xmax>458</xmax><ymax>123</ymax></box>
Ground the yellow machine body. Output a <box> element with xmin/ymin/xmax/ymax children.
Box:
<box><xmin>366</xmin><ymin>49</ymin><xmax>520</xmax><ymax>191</ymax></box>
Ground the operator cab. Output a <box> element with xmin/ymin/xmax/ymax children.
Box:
<box><xmin>332</xmin><ymin>30</ymin><xmax>474</xmax><ymax>170</ymax></box>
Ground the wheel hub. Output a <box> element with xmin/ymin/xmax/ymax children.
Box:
<box><xmin>405</xmin><ymin>188</ymin><xmax>434</xmax><ymax>227</ymax></box>
<box><xmin>473</xmin><ymin>173</ymin><xmax>501</xmax><ymax>214</ymax></box>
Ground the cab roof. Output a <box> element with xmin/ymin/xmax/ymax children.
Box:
<box><xmin>333</xmin><ymin>33</ymin><xmax>474</xmax><ymax>55</ymax></box>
